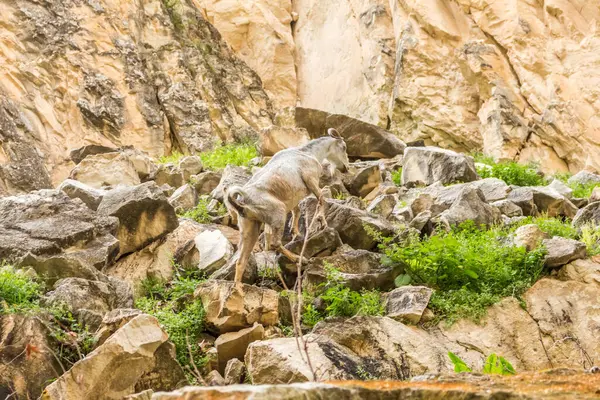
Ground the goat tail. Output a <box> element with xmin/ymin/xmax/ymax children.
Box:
<box><xmin>225</xmin><ymin>185</ymin><xmax>247</xmax><ymax>217</ymax></box>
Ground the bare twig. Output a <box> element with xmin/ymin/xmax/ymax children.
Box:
<box><xmin>185</xmin><ymin>330</ymin><xmax>207</xmax><ymax>386</ymax></box>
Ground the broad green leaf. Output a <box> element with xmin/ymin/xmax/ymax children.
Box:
<box><xmin>448</xmin><ymin>352</ymin><xmax>472</xmax><ymax>373</ymax></box>
<box><xmin>499</xmin><ymin>356</ymin><xmax>517</xmax><ymax>375</ymax></box>
<box><xmin>464</xmin><ymin>269</ymin><xmax>479</xmax><ymax>279</ymax></box>
<box><xmin>394</xmin><ymin>274</ymin><xmax>412</xmax><ymax>287</ymax></box>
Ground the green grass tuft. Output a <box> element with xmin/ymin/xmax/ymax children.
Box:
<box><xmin>474</xmin><ymin>155</ymin><xmax>544</xmax><ymax>186</ymax></box>
<box><xmin>179</xmin><ymin>197</ymin><xmax>226</xmax><ymax>224</ymax></box>
<box><xmin>0</xmin><ymin>265</ymin><xmax>42</xmax><ymax>313</ymax></box>
<box><xmin>200</xmin><ymin>142</ymin><xmax>257</xmax><ymax>170</ymax></box>
<box><xmin>157</xmin><ymin>151</ymin><xmax>185</xmax><ymax>165</ymax></box>
<box><xmin>391</xmin><ymin>169</ymin><xmax>402</xmax><ymax>186</ymax></box>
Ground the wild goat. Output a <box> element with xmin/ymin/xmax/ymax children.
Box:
<box><xmin>225</xmin><ymin>128</ymin><xmax>350</xmax><ymax>283</ymax></box>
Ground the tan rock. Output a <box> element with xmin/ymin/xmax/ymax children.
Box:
<box><xmin>558</xmin><ymin>258</ymin><xmax>600</xmax><ymax>286</ymax></box>
<box><xmin>513</xmin><ymin>224</ymin><xmax>548</xmax><ymax>251</ymax></box>
<box><xmin>194</xmin><ymin>280</ymin><xmax>279</xmax><ymax>334</ymax></box>
<box><xmin>258</xmin><ymin>125</ymin><xmax>310</xmax><ymax>156</ymax></box>
<box><xmin>215</xmin><ymin>323</ymin><xmax>264</xmax><ymax>373</ymax></box>
<box><xmin>42</xmin><ymin>314</ymin><xmax>168</xmax><ymax>400</ymax></box>
<box><xmin>70</xmin><ymin>152</ymin><xmax>141</xmax><ymax>189</ymax></box>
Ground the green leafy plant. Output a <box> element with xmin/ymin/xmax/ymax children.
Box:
<box><xmin>200</xmin><ymin>142</ymin><xmax>257</xmax><ymax>170</ymax></box>
<box><xmin>514</xmin><ymin>215</ymin><xmax>578</xmax><ymax>239</ymax></box>
<box><xmin>448</xmin><ymin>351</ymin><xmax>472</xmax><ymax>373</ymax></box>
<box><xmin>302</xmin><ymin>263</ymin><xmax>384</xmax><ymax>327</ymax></box>
<box><xmin>179</xmin><ymin>197</ymin><xmax>226</xmax><ymax>224</ymax></box>
<box><xmin>553</xmin><ymin>172</ymin><xmax>600</xmax><ymax>198</ymax></box>
<box><xmin>448</xmin><ymin>352</ymin><xmax>516</xmax><ymax>375</ymax></box>
<box><xmin>580</xmin><ymin>223</ymin><xmax>600</xmax><ymax>256</ymax></box>
<box><xmin>381</xmin><ymin>221</ymin><xmax>547</xmax><ymax>324</ymax></box>
<box><xmin>47</xmin><ymin>306</ymin><xmax>98</xmax><ymax>368</ymax></box>
<box><xmin>135</xmin><ymin>273</ymin><xmax>207</xmax><ymax>382</ymax></box>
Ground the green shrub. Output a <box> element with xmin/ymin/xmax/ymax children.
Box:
<box><xmin>135</xmin><ymin>273</ymin><xmax>206</xmax><ymax>381</ymax></box>
<box><xmin>553</xmin><ymin>172</ymin><xmax>600</xmax><ymax>198</ymax></box>
<box><xmin>476</xmin><ymin>158</ymin><xmax>544</xmax><ymax>186</ymax></box>
<box><xmin>48</xmin><ymin>306</ymin><xmax>98</xmax><ymax>368</ymax></box>
<box><xmin>200</xmin><ymin>142</ymin><xmax>257</xmax><ymax>170</ymax></box>
<box><xmin>580</xmin><ymin>223</ymin><xmax>600</xmax><ymax>256</ymax></box>
<box><xmin>179</xmin><ymin>197</ymin><xmax>226</xmax><ymax>224</ymax></box>
<box><xmin>0</xmin><ymin>265</ymin><xmax>43</xmax><ymax>313</ymax></box>
<box><xmin>302</xmin><ymin>264</ymin><xmax>384</xmax><ymax>328</ymax></box>
<box><xmin>381</xmin><ymin>221</ymin><xmax>546</xmax><ymax>324</ymax></box>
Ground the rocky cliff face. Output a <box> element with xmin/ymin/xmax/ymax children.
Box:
<box><xmin>1</xmin><ymin>0</ymin><xmax>599</xmax><ymax>194</ymax></box>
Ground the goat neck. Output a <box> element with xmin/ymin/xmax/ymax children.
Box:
<box><xmin>298</xmin><ymin>137</ymin><xmax>332</xmax><ymax>164</ymax></box>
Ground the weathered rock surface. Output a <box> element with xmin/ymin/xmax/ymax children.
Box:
<box><xmin>196</xmin><ymin>229</ymin><xmax>234</xmax><ymax>275</ymax></box>
<box><xmin>167</xmin><ymin>184</ymin><xmax>197</xmax><ymax>212</ymax></box>
<box><xmin>344</xmin><ymin>165</ymin><xmax>382</xmax><ymax>198</ymax></box>
<box><xmin>126</xmin><ymin>371</ymin><xmax>600</xmax><ymax>400</ymax></box>
<box><xmin>438</xmin><ymin>186</ymin><xmax>499</xmax><ymax>228</ymax></box>
<box><xmin>558</xmin><ymin>258</ymin><xmax>600</xmax><ymax>286</ymax></box>
<box><xmin>573</xmin><ymin>201</ymin><xmax>600</xmax><ymax>227</ymax></box>
<box><xmin>258</xmin><ymin>125</ymin><xmax>310</xmax><ymax>156</ymax></box>
<box><xmin>97</xmin><ymin>182</ymin><xmax>179</xmax><ymax>258</ymax></box>
<box><xmin>0</xmin><ymin>190</ymin><xmax>119</xmax><ymax>279</ymax></box>
<box><xmin>194</xmin><ymin>280</ymin><xmax>278</xmax><ymax>334</ymax></box>
<box><xmin>190</xmin><ymin>171</ymin><xmax>222</xmax><ymax>196</ymax></box>
<box><xmin>0</xmin><ymin>315</ymin><xmax>61</xmax><ymax>399</ymax></box>
<box><xmin>42</xmin><ymin>314</ymin><xmax>168</xmax><ymax>400</ymax></box>
<box><xmin>402</xmin><ymin>147</ymin><xmax>478</xmax><ymax>187</ymax></box>
<box><xmin>513</xmin><ymin>224</ymin><xmax>548</xmax><ymax>251</ymax></box>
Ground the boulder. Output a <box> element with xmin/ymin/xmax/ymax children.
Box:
<box><xmin>105</xmin><ymin>219</ymin><xmax>206</xmax><ymax>294</ymax></box>
<box><xmin>590</xmin><ymin>187</ymin><xmax>600</xmax><ymax>202</ymax></box>
<box><xmin>42</xmin><ymin>314</ymin><xmax>168</xmax><ymax>400</ymax></box>
<box><xmin>366</xmin><ymin>194</ymin><xmax>397</xmax><ymax>219</ymax></box>
<box><xmin>167</xmin><ymin>184</ymin><xmax>197</xmax><ymax>212</ymax></box>
<box><xmin>153</xmin><ymin>164</ymin><xmax>184</xmax><ymax>189</ymax></box>
<box><xmin>42</xmin><ymin>277</ymin><xmax>133</xmax><ymax>329</ymax></box>
<box><xmin>568</xmin><ymin>171</ymin><xmax>600</xmax><ymax>186</ymax></box>
<box><xmin>120</xmin><ymin>147</ymin><xmax>158</xmax><ymax>181</ymax></box>
<box><xmin>245</xmin><ymin>335</ymin><xmax>362</xmax><ymax>384</ymax></box>
<box><xmin>97</xmin><ymin>182</ymin><xmax>179</xmax><ymax>258</ymax></box>
<box><xmin>470</xmin><ymin>178</ymin><xmax>511</xmax><ymax>202</ymax></box>
<box><xmin>491</xmin><ymin>200</ymin><xmax>523</xmax><ymax>217</ymax></box>
<box><xmin>279</xmin><ymin>227</ymin><xmax>342</xmax><ymax>276</ymax></box>
<box><xmin>573</xmin><ymin>201</ymin><xmax>600</xmax><ymax>227</ymax></box>
<box><xmin>508</xmin><ymin>187</ymin><xmax>577</xmax><ymax>218</ymax></box>
<box><xmin>543</xmin><ymin>237</ymin><xmax>587</xmax><ymax>268</ymax></box>
<box><xmin>438</xmin><ymin>186</ymin><xmax>499</xmax><ymax>228</ymax></box>
<box><xmin>302</xmin><ymin>198</ymin><xmax>396</xmax><ymax>250</ymax></box>
<box><xmin>196</xmin><ymin>229</ymin><xmax>234</xmax><ymax>275</ymax></box>
<box><xmin>190</xmin><ymin>171</ymin><xmax>222</xmax><ymax>195</ymax></box>
<box><xmin>58</xmin><ymin>179</ymin><xmax>106</xmax><ymax>210</ymax></box>
<box><xmin>295</xmin><ymin>108</ymin><xmax>405</xmax><ymax>158</ymax></box>
<box><xmin>548</xmin><ymin>179</ymin><xmax>573</xmax><ymax>199</ymax></box>
<box><xmin>194</xmin><ymin>280</ymin><xmax>278</xmax><ymax>334</ymax></box>
<box><xmin>69</xmin><ymin>152</ymin><xmax>141</xmax><ymax>188</ymax></box>
<box><xmin>215</xmin><ymin>323</ymin><xmax>264</xmax><ymax>374</ymax></box>
<box><xmin>258</xmin><ymin>125</ymin><xmax>310</xmax><ymax>156</ymax></box>
<box><xmin>224</xmin><ymin>358</ymin><xmax>245</xmax><ymax>385</ymax></box>
<box><xmin>385</xmin><ymin>286</ymin><xmax>433</xmax><ymax>324</ymax></box>
<box><xmin>210</xmin><ymin>165</ymin><xmax>252</xmax><ymax>202</ymax></box>
<box><xmin>558</xmin><ymin>258</ymin><xmax>600</xmax><ymax>286</ymax></box>
<box><xmin>344</xmin><ymin>165</ymin><xmax>382</xmax><ymax>198</ymax></box>
<box><xmin>205</xmin><ymin>370</ymin><xmax>226</xmax><ymax>386</ymax></box>
<box><xmin>409</xmin><ymin>210</ymin><xmax>432</xmax><ymax>232</ymax></box>
<box><xmin>0</xmin><ymin>315</ymin><xmax>61</xmax><ymax>399</ymax></box>
<box><xmin>0</xmin><ymin>190</ymin><xmax>119</xmax><ymax>277</ymax></box>
<box><xmin>401</xmin><ymin>147</ymin><xmax>478</xmax><ymax>187</ymax></box>
<box><xmin>209</xmin><ymin>251</ymin><xmax>258</xmax><ymax>284</ymax></box>
<box><xmin>178</xmin><ymin>156</ymin><xmax>203</xmax><ymax>181</ymax></box>
<box><xmin>303</xmin><ymin>246</ymin><xmax>401</xmax><ymax>292</ymax></box>
<box><xmin>70</xmin><ymin>144</ymin><xmax>117</xmax><ymax>165</ymax></box>
<box><xmin>513</xmin><ymin>224</ymin><xmax>548</xmax><ymax>251</ymax></box>
<box><xmin>134</xmin><ymin>342</ymin><xmax>186</xmax><ymax>393</ymax></box>
<box><xmin>95</xmin><ymin>308</ymin><xmax>143</xmax><ymax>346</ymax></box>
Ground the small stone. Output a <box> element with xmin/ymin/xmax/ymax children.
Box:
<box><xmin>196</xmin><ymin>230</ymin><xmax>234</xmax><ymax>275</ymax></box>
<box><xmin>513</xmin><ymin>224</ymin><xmax>548</xmax><ymax>251</ymax></box>
<box><xmin>215</xmin><ymin>323</ymin><xmax>264</xmax><ymax>373</ymax></box>
<box><xmin>224</xmin><ymin>358</ymin><xmax>246</xmax><ymax>384</ymax></box>
<box><xmin>385</xmin><ymin>286</ymin><xmax>433</xmax><ymax>324</ymax></box>
<box><xmin>543</xmin><ymin>237</ymin><xmax>587</xmax><ymax>268</ymax></box>
<box><xmin>178</xmin><ymin>156</ymin><xmax>203</xmax><ymax>181</ymax></box>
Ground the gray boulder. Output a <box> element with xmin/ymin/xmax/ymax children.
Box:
<box><xmin>491</xmin><ymin>199</ymin><xmax>523</xmax><ymax>217</ymax></box>
<box><xmin>343</xmin><ymin>165</ymin><xmax>381</xmax><ymax>198</ymax></box>
<box><xmin>401</xmin><ymin>147</ymin><xmax>478</xmax><ymax>187</ymax></box>
<box><xmin>58</xmin><ymin>179</ymin><xmax>106</xmax><ymax>210</ymax></box>
<box><xmin>438</xmin><ymin>186</ymin><xmax>499</xmax><ymax>228</ymax></box>
<box><xmin>168</xmin><ymin>184</ymin><xmax>197</xmax><ymax>212</ymax></box>
<box><xmin>0</xmin><ymin>190</ymin><xmax>119</xmax><ymax>277</ymax></box>
<box><xmin>543</xmin><ymin>237</ymin><xmax>587</xmax><ymax>268</ymax></box>
<box><xmin>97</xmin><ymin>182</ymin><xmax>179</xmax><ymax>258</ymax></box>
<box><xmin>568</xmin><ymin>171</ymin><xmax>600</xmax><ymax>186</ymax></box>
<box><xmin>190</xmin><ymin>171</ymin><xmax>222</xmax><ymax>195</ymax></box>
<box><xmin>178</xmin><ymin>155</ymin><xmax>203</xmax><ymax>181</ymax></box>
<box><xmin>366</xmin><ymin>194</ymin><xmax>397</xmax><ymax>219</ymax></box>
<box><xmin>153</xmin><ymin>163</ymin><xmax>184</xmax><ymax>188</ymax></box>
<box><xmin>513</xmin><ymin>224</ymin><xmax>548</xmax><ymax>251</ymax></box>
<box><xmin>385</xmin><ymin>286</ymin><xmax>433</xmax><ymax>324</ymax></box>
<box><xmin>508</xmin><ymin>186</ymin><xmax>577</xmax><ymax>218</ymax></box>
<box><xmin>573</xmin><ymin>201</ymin><xmax>600</xmax><ymax>227</ymax></box>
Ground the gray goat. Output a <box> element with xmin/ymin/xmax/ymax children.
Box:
<box><xmin>225</xmin><ymin>128</ymin><xmax>350</xmax><ymax>283</ymax></box>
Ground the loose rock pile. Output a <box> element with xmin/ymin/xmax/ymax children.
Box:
<box><xmin>1</xmin><ymin>134</ymin><xmax>600</xmax><ymax>399</ymax></box>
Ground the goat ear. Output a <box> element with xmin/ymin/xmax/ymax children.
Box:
<box><xmin>327</xmin><ymin>128</ymin><xmax>342</xmax><ymax>139</ymax></box>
